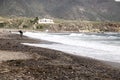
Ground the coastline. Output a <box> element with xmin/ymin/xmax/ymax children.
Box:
<box><xmin>0</xmin><ymin>31</ymin><xmax>120</xmax><ymax>79</ymax></box>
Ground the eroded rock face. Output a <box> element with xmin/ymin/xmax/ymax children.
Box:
<box><xmin>44</xmin><ymin>22</ymin><xmax>120</xmax><ymax>32</ymax></box>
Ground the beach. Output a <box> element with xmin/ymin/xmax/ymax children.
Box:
<box><xmin>0</xmin><ymin>30</ymin><xmax>120</xmax><ymax>80</ymax></box>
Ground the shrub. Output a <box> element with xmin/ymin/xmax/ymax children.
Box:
<box><xmin>0</xmin><ymin>23</ymin><xmax>4</xmax><ymax>28</ymax></box>
<box><xmin>36</xmin><ymin>25</ymin><xmax>44</xmax><ymax>29</ymax></box>
<box><xmin>23</xmin><ymin>25</ymin><xmax>28</xmax><ymax>28</ymax></box>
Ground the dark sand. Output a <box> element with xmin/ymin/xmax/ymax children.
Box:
<box><xmin>0</xmin><ymin>31</ymin><xmax>120</xmax><ymax>80</ymax></box>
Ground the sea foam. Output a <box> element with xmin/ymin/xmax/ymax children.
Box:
<box><xmin>23</xmin><ymin>32</ymin><xmax>120</xmax><ymax>63</ymax></box>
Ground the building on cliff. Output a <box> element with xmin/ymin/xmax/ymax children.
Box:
<box><xmin>38</xmin><ymin>18</ymin><xmax>54</xmax><ymax>24</ymax></box>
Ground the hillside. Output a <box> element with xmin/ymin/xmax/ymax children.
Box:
<box><xmin>0</xmin><ymin>0</ymin><xmax>120</xmax><ymax>21</ymax></box>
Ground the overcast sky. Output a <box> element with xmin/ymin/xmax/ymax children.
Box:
<box><xmin>115</xmin><ymin>0</ymin><xmax>120</xmax><ymax>2</ymax></box>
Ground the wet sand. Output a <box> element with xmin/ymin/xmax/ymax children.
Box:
<box><xmin>0</xmin><ymin>31</ymin><xmax>120</xmax><ymax>80</ymax></box>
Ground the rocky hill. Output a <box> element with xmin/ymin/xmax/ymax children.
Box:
<box><xmin>0</xmin><ymin>0</ymin><xmax>120</xmax><ymax>21</ymax></box>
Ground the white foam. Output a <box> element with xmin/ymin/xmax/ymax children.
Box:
<box><xmin>69</xmin><ymin>33</ymin><xmax>119</xmax><ymax>39</ymax></box>
<box><xmin>22</xmin><ymin>43</ymin><xmax>120</xmax><ymax>63</ymax></box>
<box><xmin>24</xmin><ymin>32</ymin><xmax>120</xmax><ymax>52</ymax></box>
<box><xmin>23</xmin><ymin>32</ymin><xmax>120</xmax><ymax>63</ymax></box>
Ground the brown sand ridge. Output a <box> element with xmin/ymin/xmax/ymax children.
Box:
<box><xmin>0</xmin><ymin>30</ymin><xmax>120</xmax><ymax>80</ymax></box>
<box><xmin>0</xmin><ymin>50</ymin><xmax>32</xmax><ymax>62</ymax></box>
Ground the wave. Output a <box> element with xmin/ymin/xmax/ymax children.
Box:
<box><xmin>24</xmin><ymin>32</ymin><xmax>120</xmax><ymax>52</ymax></box>
<box><xmin>23</xmin><ymin>32</ymin><xmax>120</xmax><ymax>63</ymax></box>
<box><xmin>69</xmin><ymin>33</ymin><xmax>119</xmax><ymax>39</ymax></box>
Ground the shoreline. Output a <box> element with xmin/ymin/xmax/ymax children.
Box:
<box><xmin>0</xmin><ymin>32</ymin><xmax>120</xmax><ymax>79</ymax></box>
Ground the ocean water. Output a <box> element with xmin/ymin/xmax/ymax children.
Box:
<box><xmin>23</xmin><ymin>32</ymin><xmax>120</xmax><ymax>63</ymax></box>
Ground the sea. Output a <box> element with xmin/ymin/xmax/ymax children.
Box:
<box><xmin>22</xmin><ymin>32</ymin><xmax>120</xmax><ymax>63</ymax></box>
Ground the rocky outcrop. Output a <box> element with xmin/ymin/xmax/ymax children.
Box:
<box><xmin>44</xmin><ymin>22</ymin><xmax>120</xmax><ymax>32</ymax></box>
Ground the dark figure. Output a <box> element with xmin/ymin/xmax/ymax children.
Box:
<box><xmin>19</xmin><ymin>30</ymin><xmax>23</xmax><ymax>38</ymax></box>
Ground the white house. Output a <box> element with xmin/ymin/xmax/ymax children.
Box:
<box><xmin>38</xmin><ymin>18</ymin><xmax>54</xmax><ymax>24</ymax></box>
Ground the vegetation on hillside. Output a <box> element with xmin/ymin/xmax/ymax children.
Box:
<box><xmin>0</xmin><ymin>0</ymin><xmax>120</xmax><ymax>21</ymax></box>
<box><xmin>0</xmin><ymin>16</ymin><xmax>120</xmax><ymax>32</ymax></box>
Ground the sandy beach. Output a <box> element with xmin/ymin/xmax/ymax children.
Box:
<box><xmin>0</xmin><ymin>30</ymin><xmax>120</xmax><ymax>80</ymax></box>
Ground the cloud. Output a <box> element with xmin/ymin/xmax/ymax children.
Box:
<box><xmin>115</xmin><ymin>0</ymin><xmax>120</xmax><ymax>2</ymax></box>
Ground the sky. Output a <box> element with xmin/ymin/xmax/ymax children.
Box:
<box><xmin>115</xmin><ymin>0</ymin><xmax>120</xmax><ymax>2</ymax></box>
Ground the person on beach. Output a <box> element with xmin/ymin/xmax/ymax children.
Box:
<box><xmin>18</xmin><ymin>30</ymin><xmax>23</xmax><ymax>38</ymax></box>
